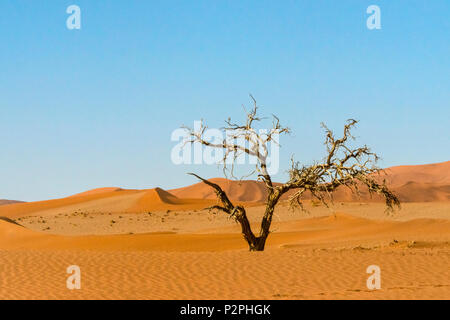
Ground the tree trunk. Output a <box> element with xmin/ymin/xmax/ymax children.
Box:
<box><xmin>233</xmin><ymin>205</ymin><xmax>274</xmax><ymax>251</ymax></box>
<box><xmin>187</xmin><ymin>174</ymin><xmax>282</xmax><ymax>252</ymax></box>
<box><xmin>236</xmin><ymin>201</ymin><xmax>279</xmax><ymax>251</ymax></box>
<box><xmin>233</xmin><ymin>206</ymin><xmax>259</xmax><ymax>251</ymax></box>
<box><xmin>249</xmin><ymin>192</ymin><xmax>281</xmax><ymax>251</ymax></box>
<box><xmin>249</xmin><ymin>236</ymin><xmax>268</xmax><ymax>251</ymax></box>
<box><xmin>237</xmin><ymin>210</ymin><xmax>255</xmax><ymax>247</ymax></box>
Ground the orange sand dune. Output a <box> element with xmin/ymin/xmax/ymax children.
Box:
<box><xmin>169</xmin><ymin>177</ymin><xmax>375</xmax><ymax>202</ymax></box>
<box><xmin>393</xmin><ymin>182</ymin><xmax>450</xmax><ymax>202</ymax></box>
<box><xmin>297</xmin><ymin>181</ymin><xmax>450</xmax><ymax>203</ymax></box>
<box><xmin>1</xmin><ymin>161</ymin><xmax>448</xmax><ymax>221</ymax></box>
<box><xmin>0</xmin><ymin>188</ymin><xmax>143</xmax><ymax>218</ymax></box>
<box><xmin>170</xmin><ymin>178</ymin><xmax>269</xmax><ymax>202</ymax></box>
<box><xmin>0</xmin><ymin>187</ymin><xmax>221</xmax><ymax>219</ymax></box>
<box><xmin>381</xmin><ymin>161</ymin><xmax>450</xmax><ymax>186</ymax></box>
<box><xmin>170</xmin><ymin>161</ymin><xmax>450</xmax><ymax>203</ymax></box>
<box><xmin>128</xmin><ymin>188</ymin><xmax>220</xmax><ymax>212</ymax></box>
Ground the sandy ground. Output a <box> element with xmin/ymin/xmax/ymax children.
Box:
<box><xmin>1</xmin><ymin>248</ymin><xmax>448</xmax><ymax>300</ymax></box>
<box><xmin>0</xmin><ymin>202</ymin><xmax>449</xmax><ymax>300</ymax></box>
<box><xmin>10</xmin><ymin>201</ymin><xmax>450</xmax><ymax>235</ymax></box>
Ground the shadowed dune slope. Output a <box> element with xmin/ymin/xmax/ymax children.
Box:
<box><xmin>0</xmin><ymin>200</ymin><xmax>24</xmax><ymax>206</ymax></box>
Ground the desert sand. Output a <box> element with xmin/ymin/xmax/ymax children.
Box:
<box><xmin>0</xmin><ymin>161</ymin><xmax>449</xmax><ymax>300</ymax></box>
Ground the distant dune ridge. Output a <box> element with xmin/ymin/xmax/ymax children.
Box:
<box><xmin>0</xmin><ymin>187</ymin><xmax>219</xmax><ymax>219</ymax></box>
<box><xmin>0</xmin><ymin>161</ymin><xmax>448</xmax><ymax>218</ymax></box>
<box><xmin>169</xmin><ymin>161</ymin><xmax>450</xmax><ymax>203</ymax></box>
<box><xmin>68</xmin><ymin>187</ymin><xmax>123</xmax><ymax>198</ymax></box>
<box><xmin>0</xmin><ymin>200</ymin><xmax>24</xmax><ymax>206</ymax></box>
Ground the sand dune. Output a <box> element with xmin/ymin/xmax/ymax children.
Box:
<box><xmin>128</xmin><ymin>188</ymin><xmax>219</xmax><ymax>212</ymax></box>
<box><xmin>169</xmin><ymin>161</ymin><xmax>450</xmax><ymax>203</ymax></box>
<box><xmin>393</xmin><ymin>182</ymin><xmax>450</xmax><ymax>202</ymax></box>
<box><xmin>0</xmin><ymin>200</ymin><xmax>24</xmax><ymax>206</ymax></box>
<box><xmin>1</xmin><ymin>161</ymin><xmax>448</xmax><ymax>221</ymax></box>
<box><xmin>169</xmin><ymin>177</ymin><xmax>375</xmax><ymax>202</ymax></box>
<box><xmin>170</xmin><ymin>178</ymin><xmax>269</xmax><ymax>202</ymax></box>
<box><xmin>0</xmin><ymin>188</ymin><xmax>143</xmax><ymax>218</ymax></box>
<box><xmin>0</xmin><ymin>187</ymin><xmax>220</xmax><ymax>219</ymax></box>
<box><xmin>381</xmin><ymin>161</ymin><xmax>450</xmax><ymax>186</ymax></box>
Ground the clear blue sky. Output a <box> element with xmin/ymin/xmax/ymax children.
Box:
<box><xmin>1</xmin><ymin>0</ymin><xmax>449</xmax><ymax>201</ymax></box>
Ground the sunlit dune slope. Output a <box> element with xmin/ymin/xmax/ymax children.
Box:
<box><xmin>68</xmin><ymin>187</ymin><xmax>123</xmax><ymax>198</ymax></box>
<box><xmin>0</xmin><ymin>189</ymin><xmax>142</xmax><ymax>218</ymax></box>
<box><xmin>381</xmin><ymin>161</ymin><xmax>450</xmax><ymax>186</ymax></box>
<box><xmin>128</xmin><ymin>188</ymin><xmax>219</xmax><ymax>212</ymax></box>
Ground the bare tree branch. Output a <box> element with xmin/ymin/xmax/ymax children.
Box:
<box><xmin>279</xmin><ymin>120</ymin><xmax>400</xmax><ymax>213</ymax></box>
<box><xmin>188</xmin><ymin>173</ymin><xmax>258</xmax><ymax>249</ymax></box>
<box><xmin>184</xmin><ymin>95</ymin><xmax>290</xmax><ymax>189</ymax></box>
<box><xmin>187</xmin><ymin>173</ymin><xmax>234</xmax><ymax>212</ymax></box>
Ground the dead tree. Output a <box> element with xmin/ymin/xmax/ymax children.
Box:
<box><xmin>184</xmin><ymin>97</ymin><xmax>400</xmax><ymax>251</ymax></box>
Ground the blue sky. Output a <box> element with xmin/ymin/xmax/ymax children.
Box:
<box><xmin>0</xmin><ymin>0</ymin><xmax>449</xmax><ymax>201</ymax></box>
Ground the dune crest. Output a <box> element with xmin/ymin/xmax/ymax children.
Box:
<box><xmin>68</xmin><ymin>187</ymin><xmax>123</xmax><ymax>198</ymax></box>
<box><xmin>0</xmin><ymin>200</ymin><xmax>24</xmax><ymax>206</ymax></box>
